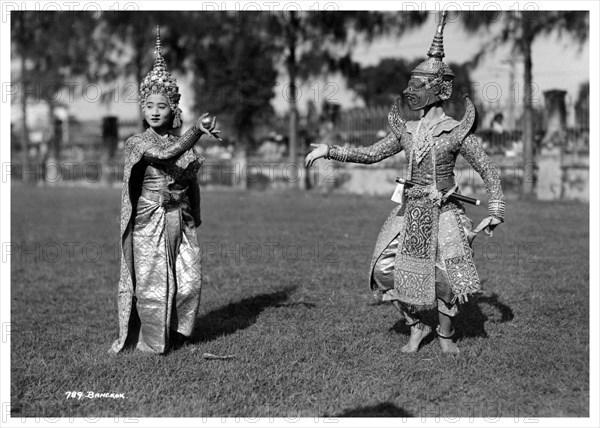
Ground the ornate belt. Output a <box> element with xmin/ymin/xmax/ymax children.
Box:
<box><xmin>397</xmin><ymin>177</ymin><xmax>459</xmax><ymax>216</ymax></box>
<box><xmin>408</xmin><ymin>177</ymin><xmax>455</xmax><ymax>191</ymax></box>
<box><xmin>141</xmin><ymin>187</ymin><xmax>188</xmax><ymax>207</ymax></box>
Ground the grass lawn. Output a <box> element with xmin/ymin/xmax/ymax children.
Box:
<box><xmin>10</xmin><ymin>184</ymin><xmax>589</xmax><ymax>418</ymax></box>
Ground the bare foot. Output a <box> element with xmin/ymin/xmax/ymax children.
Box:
<box><xmin>438</xmin><ymin>337</ymin><xmax>460</xmax><ymax>354</ymax></box>
<box><xmin>401</xmin><ymin>323</ymin><xmax>432</xmax><ymax>353</ymax></box>
<box><xmin>437</xmin><ymin>327</ymin><xmax>460</xmax><ymax>355</ymax></box>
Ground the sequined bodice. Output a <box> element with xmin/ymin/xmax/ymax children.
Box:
<box><xmin>139</xmin><ymin>129</ymin><xmax>204</xmax><ymax>191</ymax></box>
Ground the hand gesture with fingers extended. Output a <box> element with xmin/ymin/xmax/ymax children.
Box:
<box><xmin>456</xmin><ymin>294</ymin><xmax>469</xmax><ymax>304</ymax></box>
<box><xmin>305</xmin><ymin>144</ymin><xmax>329</xmax><ymax>168</ymax></box>
<box><xmin>196</xmin><ymin>113</ymin><xmax>222</xmax><ymax>141</ymax></box>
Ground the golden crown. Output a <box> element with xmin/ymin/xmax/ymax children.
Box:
<box><xmin>411</xmin><ymin>11</ymin><xmax>454</xmax><ymax>77</ymax></box>
<box><xmin>139</xmin><ymin>26</ymin><xmax>182</xmax><ymax>127</ymax></box>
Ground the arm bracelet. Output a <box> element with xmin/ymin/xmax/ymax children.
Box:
<box><xmin>326</xmin><ymin>146</ymin><xmax>349</xmax><ymax>163</ymax></box>
<box><xmin>488</xmin><ymin>199</ymin><xmax>506</xmax><ymax>222</ymax></box>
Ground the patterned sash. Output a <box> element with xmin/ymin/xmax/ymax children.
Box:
<box><xmin>393</xmin><ymin>185</ymin><xmax>440</xmax><ymax>310</ymax></box>
<box><xmin>393</xmin><ymin>118</ymin><xmax>444</xmax><ymax>310</ymax></box>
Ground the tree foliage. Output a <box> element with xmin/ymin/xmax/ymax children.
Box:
<box><xmin>260</xmin><ymin>11</ymin><xmax>429</xmax><ymax>160</ymax></box>
<box><xmin>11</xmin><ymin>11</ymin><xmax>440</xmax><ymax>155</ymax></box>
<box><xmin>11</xmin><ymin>11</ymin><xmax>98</xmax><ymax>165</ymax></box>
<box><xmin>92</xmin><ymin>11</ymin><xmax>193</xmax><ymax>108</ymax></box>
<box><xmin>185</xmin><ymin>12</ymin><xmax>282</xmax><ymax>149</ymax></box>
<box><xmin>454</xmin><ymin>10</ymin><xmax>588</xmax><ymax>197</ymax></box>
<box><xmin>11</xmin><ymin>12</ymin><xmax>97</xmax><ymax>99</ymax></box>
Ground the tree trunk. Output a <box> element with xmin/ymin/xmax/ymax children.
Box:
<box><xmin>102</xmin><ymin>116</ymin><xmax>119</xmax><ymax>186</ymax></box>
<box><xmin>20</xmin><ymin>54</ymin><xmax>30</xmax><ymax>183</ymax></box>
<box><xmin>45</xmin><ymin>99</ymin><xmax>63</xmax><ymax>184</ymax></box>
<box><xmin>47</xmin><ymin>100</ymin><xmax>60</xmax><ymax>160</ymax></box>
<box><xmin>287</xmin><ymin>11</ymin><xmax>299</xmax><ymax>169</ymax></box>
<box><xmin>135</xmin><ymin>37</ymin><xmax>145</xmax><ymax>130</ymax></box>
<box><xmin>521</xmin><ymin>15</ymin><xmax>535</xmax><ymax>198</ymax></box>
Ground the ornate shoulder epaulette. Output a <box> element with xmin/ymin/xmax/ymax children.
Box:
<box><xmin>124</xmin><ymin>134</ymin><xmax>142</xmax><ymax>149</ymax></box>
<box><xmin>388</xmin><ymin>97</ymin><xmax>407</xmax><ymax>140</ymax></box>
<box><xmin>125</xmin><ymin>133</ymin><xmax>154</xmax><ymax>161</ymax></box>
<box><xmin>454</xmin><ymin>95</ymin><xmax>477</xmax><ymax>141</ymax></box>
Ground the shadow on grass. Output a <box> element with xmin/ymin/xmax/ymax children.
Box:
<box><xmin>274</xmin><ymin>301</ymin><xmax>316</xmax><ymax>309</ymax></box>
<box><xmin>388</xmin><ymin>292</ymin><xmax>514</xmax><ymax>339</ymax></box>
<box><xmin>191</xmin><ymin>286</ymin><xmax>297</xmax><ymax>343</ymax></box>
<box><xmin>334</xmin><ymin>402</ymin><xmax>413</xmax><ymax>417</ymax></box>
<box><xmin>455</xmin><ymin>292</ymin><xmax>514</xmax><ymax>339</ymax></box>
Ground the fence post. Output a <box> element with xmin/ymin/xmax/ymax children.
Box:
<box><xmin>541</xmin><ymin>90</ymin><xmax>567</xmax><ymax>150</ymax></box>
<box><xmin>44</xmin><ymin>118</ymin><xmax>63</xmax><ymax>185</ymax></box>
<box><xmin>536</xmin><ymin>90</ymin><xmax>567</xmax><ymax>200</ymax></box>
<box><xmin>101</xmin><ymin>116</ymin><xmax>119</xmax><ymax>186</ymax></box>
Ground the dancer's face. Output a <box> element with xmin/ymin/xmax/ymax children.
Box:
<box><xmin>144</xmin><ymin>94</ymin><xmax>173</xmax><ymax>130</ymax></box>
<box><xmin>403</xmin><ymin>75</ymin><xmax>439</xmax><ymax>111</ymax></box>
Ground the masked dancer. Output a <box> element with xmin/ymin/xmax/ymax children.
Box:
<box><xmin>305</xmin><ymin>13</ymin><xmax>505</xmax><ymax>354</ymax></box>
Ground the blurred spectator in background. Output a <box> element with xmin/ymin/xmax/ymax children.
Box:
<box><xmin>489</xmin><ymin>112</ymin><xmax>506</xmax><ymax>153</ymax></box>
<box><xmin>257</xmin><ymin>131</ymin><xmax>286</xmax><ymax>161</ymax></box>
<box><xmin>490</xmin><ymin>112</ymin><xmax>505</xmax><ymax>134</ymax></box>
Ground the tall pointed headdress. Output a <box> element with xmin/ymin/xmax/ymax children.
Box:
<box><xmin>411</xmin><ymin>11</ymin><xmax>454</xmax><ymax>99</ymax></box>
<box><xmin>139</xmin><ymin>26</ymin><xmax>182</xmax><ymax>128</ymax></box>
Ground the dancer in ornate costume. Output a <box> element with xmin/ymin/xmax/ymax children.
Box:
<box><xmin>110</xmin><ymin>27</ymin><xmax>220</xmax><ymax>354</ymax></box>
<box><xmin>305</xmin><ymin>13</ymin><xmax>505</xmax><ymax>354</ymax></box>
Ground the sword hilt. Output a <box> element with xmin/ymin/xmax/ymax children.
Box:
<box><xmin>395</xmin><ymin>178</ymin><xmax>480</xmax><ymax>206</ymax></box>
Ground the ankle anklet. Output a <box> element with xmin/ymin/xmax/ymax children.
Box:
<box><xmin>436</xmin><ymin>325</ymin><xmax>455</xmax><ymax>339</ymax></box>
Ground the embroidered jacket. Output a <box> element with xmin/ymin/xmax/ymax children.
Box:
<box><xmin>327</xmin><ymin>97</ymin><xmax>505</xmax><ymax>221</ymax></box>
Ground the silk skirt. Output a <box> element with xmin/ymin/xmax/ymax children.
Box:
<box><xmin>132</xmin><ymin>193</ymin><xmax>202</xmax><ymax>353</ymax></box>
